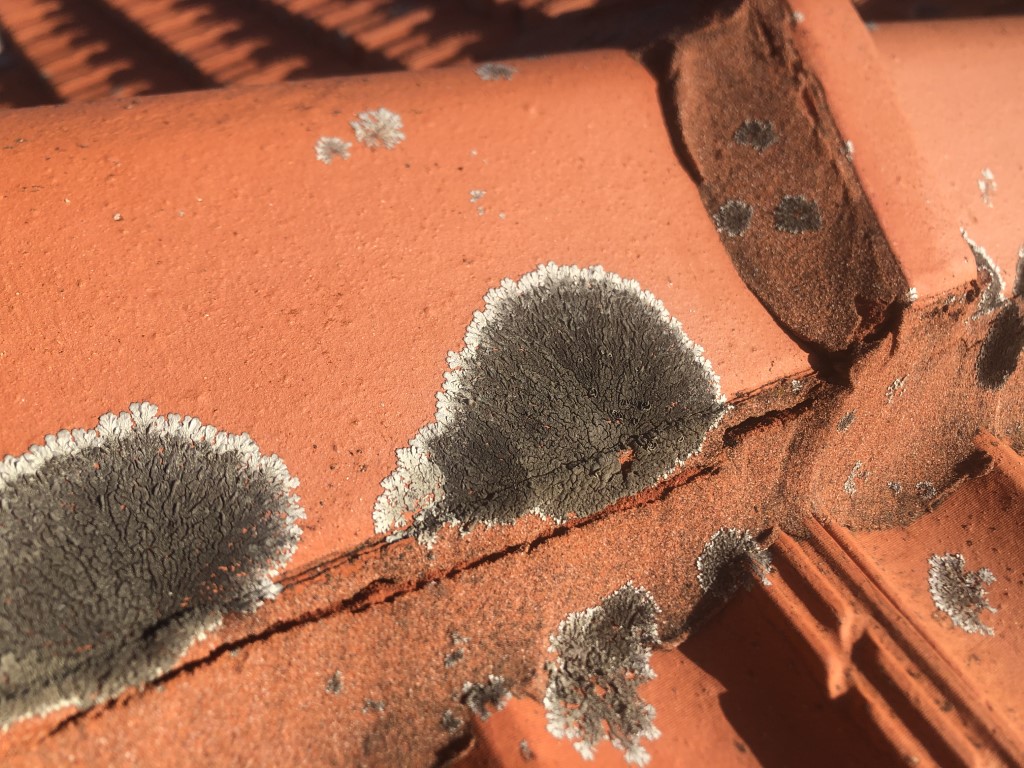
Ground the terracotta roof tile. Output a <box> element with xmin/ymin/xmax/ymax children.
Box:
<box><xmin>1</xmin><ymin>1</ymin><xmax>1023</xmax><ymax>766</ymax></box>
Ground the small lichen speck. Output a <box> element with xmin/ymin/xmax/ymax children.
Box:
<box><xmin>791</xmin><ymin>379</ymin><xmax>804</xmax><ymax>392</ymax></box>
<box><xmin>476</xmin><ymin>62</ymin><xmax>517</xmax><ymax>81</ymax></box>
<box><xmin>979</xmin><ymin>168</ymin><xmax>997</xmax><ymax>207</ymax></box>
<box><xmin>696</xmin><ymin>529</ymin><xmax>772</xmax><ymax>597</ymax></box>
<box><xmin>773</xmin><ymin>195</ymin><xmax>821</xmax><ymax>234</ymax></box>
<box><xmin>544</xmin><ymin>584</ymin><xmax>661</xmax><ymax>766</ymax></box>
<box><xmin>713</xmin><ymin>200</ymin><xmax>753</xmax><ymax>238</ymax></box>
<box><xmin>962</xmin><ymin>229</ymin><xmax>1005</xmax><ymax>317</ymax></box>
<box><xmin>792</xmin><ymin>10</ymin><xmax>805</xmax><ymax>23</ymax></box>
<box><xmin>113</xmin><ymin>212</ymin><xmax>123</xmax><ymax>222</ymax></box>
<box><xmin>461</xmin><ymin>675</ymin><xmax>510</xmax><ymax>720</ymax></box>
<box><xmin>886</xmin><ymin>375</ymin><xmax>908</xmax><ymax>403</ymax></box>
<box><xmin>315</xmin><ymin>136</ymin><xmax>351</xmax><ymax>164</ymax></box>
<box><xmin>441</xmin><ymin>709</ymin><xmax>463</xmax><ymax>733</ymax></box>
<box><xmin>916</xmin><ymin>481</ymin><xmax>937</xmax><ymax>500</ymax></box>
<box><xmin>844</xmin><ymin>461</ymin><xmax>865</xmax><ymax>495</ymax></box>
<box><xmin>350</xmin><ymin>108</ymin><xmax>405</xmax><ymax>150</ymax></box>
<box><xmin>906</xmin><ymin>287</ymin><xmax>919</xmax><ymax>303</ymax></box>
<box><xmin>843</xmin><ymin>140</ymin><xmax>854</xmax><ymax>160</ymax></box>
<box><xmin>0</xmin><ymin>403</ymin><xmax>303</xmax><ymax>728</ymax></box>
<box><xmin>928</xmin><ymin>553</ymin><xmax>996</xmax><ymax>635</ymax></box>
<box><xmin>469</xmin><ymin>189</ymin><xmax>485</xmax><ymax>203</ymax></box>
<box><xmin>325</xmin><ymin>670</ymin><xmax>344</xmax><ymax>695</ymax></box>
<box><xmin>520</xmin><ymin>739</ymin><xmax>535</xmax><ymax>760</ymax></box>
<box><xmin>733</xmin><ymin>119</ymin><xmax>777</xmax><ymax>151</ymax></box>
<box><xmin>444</xmin><ymin>648</ymin><xmax>464</xmax><ymax>668</ymax></box>
<box><xmin>888</xmin><ymin>481</ymin><xmax>902</xmax><ymax>495</ymax></box>
<box><xmin>837</xmin><ymin>410</ymin><xmax>856</xmax><ymax>432</ymax></box>
<box><xmin>362</xmin><ymin>699</ymin><xmax>386</xmax><ymax>713</ymax></box>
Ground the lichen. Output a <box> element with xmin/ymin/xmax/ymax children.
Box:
<box><xmin>350</xmin><ymin>108</ymin><xmax>405</xmax><ymax>150</ymax></box>
<box><xmin>315</xmin><ymin>136</ymin><xmax>351</xmax><ymax>164</ymax></box>
<box><xmin>885</xmin><ymin>375</ymin><xmax>908</xmax><ymax>403</ymax></box>
<box><xmin>696</xmin><ymin>528</ymin><xmax>772</xmax><ymax>597</ymax></box>
<box><xmin>837</xmin><ymin>410</ymin><xmax>856</xmax><ymax>432</ymax></box>
<box><xmin>844</xmin><ymin>461</ymin><xmax>865</xmax><ymax>495</ymax></box>
<box><xmin>325</xmin><ymin>671</ymin><xmax>344</xmax><ymax>695</ymax></box>
<box><xmin>461</xmin><ymin>675</ymin><xmax>510</xmax><ymax>720</ymax></box>
<box><xmin>374</xmin><ymin>264</ymin><xmax>727</xmax><ymax>546</ymax></box>
<box><xmin>979</xmin><ymin>168</ymin><xmax>996</xmax><ymax>207</ymax></box>
<box><xmin>475</xmin><ymin>62</ymin><xmax>517</xmax><ymax>81</ymax></box>
<box><xmin>544</xmin><ymin>584</ymin><xmax>661</xmax><ymax>766</ymax></box>
<box><xmin>712</xmin><ymin>200</ymin><xmax>753</xmax><ymax>238</ymax></box>
<box><xmin>733</xmin><ymin>119</ymin><xmax>777</xmax><ymax>151</ymax></box>
<box><xmin>0</xmin><ymin>403</ymin><xmax>303</xmax><ymax>727</ymax></box>
<box><xmin>962</xmin><ymin>229</ymin><xmax>1005</xmax><ymax>317</ymax></box>
<box><xmin>928</xmin><ymin>553</ymin><xmax>996</xmax><ymax>635</ymax></box>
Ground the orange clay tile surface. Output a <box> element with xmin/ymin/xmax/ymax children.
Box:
<box><xmin>0</xmin><ymin>50</ymin><xmax>805</xmax><ymax>572</ymax></box>
<box><xmin>2</xmin><ymin>2</ymin><xmax>1024</xmax><ymax>767</ymax></box>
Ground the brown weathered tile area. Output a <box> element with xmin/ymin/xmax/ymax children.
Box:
<box><xmin>655</xmin><ymin>0</ymin><xmax>907</xmax><ymax>354</ymax></box>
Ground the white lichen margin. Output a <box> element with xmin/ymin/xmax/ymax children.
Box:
<box><xmin>0</xmin><ymin>402</ymin><xmax>304</xmax><ymax>600</ymax></box>
<box><xmin>372</xmin><ymin>264</ymin><xmax>728</xmax><ymax>540</ymax></box>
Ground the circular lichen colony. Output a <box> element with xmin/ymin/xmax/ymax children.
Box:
<box><xmin>375</xmin><ymin>263</ymin><xmax>727</xmax><ymax>545</ymax></box>
<box><xmin>0</xmin><ymin>403</ymin><xmax>303</xmax><ymax>727</ymax></box>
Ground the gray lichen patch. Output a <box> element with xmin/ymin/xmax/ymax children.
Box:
<box><xmin>374</xmin><ymin>264</ymin><xmax>727</xmax><ymax>546</ymax></box>
<box><xmin>928</xmin><ymin>553</ymin><xmax>997</xmax><ymax>635</ymax></box>
<box><xmin>350</xmin><ymin>108</ymin><xmax>405</xmax><ymax>150</ymax></box>
<box><xmin>475</xmin><ymin>62</ymin><xmax>517</xmax><ymax>81</ymax></box>
<box><xmin>314</xmin><ymin>136</ymin><xmax>351</xmax><ymax>164</ymax></box>
<box><xmin>544</xmin><ymin>584</ymin><xmax>660</xmax><ymax>766</ymax></box>
<box><xmin>962</xmin><ymin>228</ymin><xmax>1005</xmax><ymax>317</ymax></box>
<box><xmin>0</xmin><ymin>403</ymin><xmax>303</xmax><ymax>728</ymax></box>
<box><xmin>916</xmin><ymin>481</ymin><xmax>937</xmax><ymax>500</ymax></box>
<box><xmin>712</xmin><ymin>200</ymin><xmax>753</xmax><ymax>238</ymax></box>
<box><xmin>733</xmin><ymin>119</ymin><xmax>777</xmax><ymax>151</ymax></box>
<box><xmin>977</xmin><ymin>302</ymin><xmax>1024</xmax><ymax>390</ymax></box>
<box><xmin>461</xmin><ymin>675</ymin><xmax>510</xmax><ymax>720</ymax></box>
<box><xmin>696</xmin><ymin>528</ymin><xmax>772</xmax><ymax>597</ymax></box>
<box><xmin>773</xmin><ymin>195</ymin><xmax>821</xmax><ymax>234</ymax></box>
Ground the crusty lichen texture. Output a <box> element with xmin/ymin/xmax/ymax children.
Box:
<box><xmin>544</xmin><ymin>583</ymin><xmax>661</xmax><ymax>766</ymax></box>
<box><xmin>928</xmin><ymin>553</ymin><xmax>997</xmax><ymax>636</ymax></box>
<box><xmin>374</xmin><ymin>263</ymin><xmax>727</xmax><ymax>545</ymax></box>
<box><xmin>0</xmin><ymin>403</ymin><xmax>303</xmax><ymax>728</ymax></box>
<box><xmin>696</xmin><ymin>527</ymin><xmax>772</xmax><ymax>598</ymax></box>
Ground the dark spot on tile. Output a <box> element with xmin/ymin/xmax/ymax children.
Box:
<box><xmin>733</xmin><ymin>118</ymin><xmax>777</xmax><ymax>151</ymax></box>
<box><xmin>773</xmin><ymin>195</ymin><xmax>821</xmax><ymax>234</ymax></box>
<box><xmin>712</xmin><ymin>200</ymin><xmax>753</xmax><ymax>238</ymax></box>
<box><xmin>544</xmin><ymin>583</ymin><xmax>660</xmax><ymax>764</ymax></box>
<box><xmin>0</xmin><ymin>403</ymin><xmax>302</xmax><ymax>727</ymax></box>
<box><xmin>977</xmin><ymin>302</ymin><xmax>1024</xmax><ymax>390</ymax></box>
<box><xmin>374</xmin><ymin>264</ymin><xmax>727</xmax><ymax>545</ymax></box>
